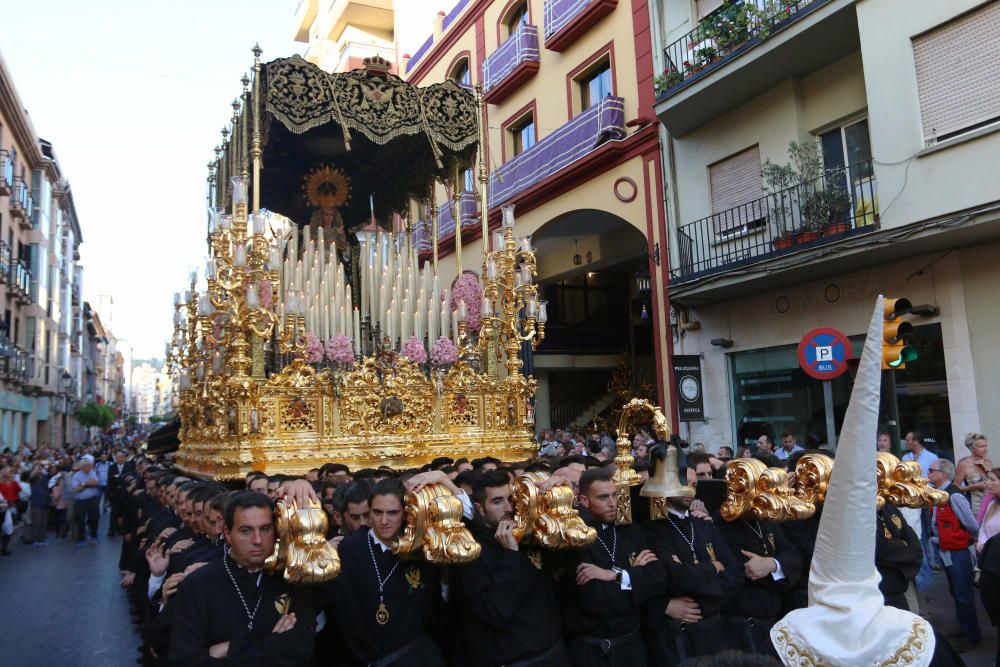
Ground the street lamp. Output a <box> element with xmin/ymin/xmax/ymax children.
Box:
<box><xmin>61</xmin><ymin>370</ymin><xmax>73</xmax><ymax>447</ymax></box>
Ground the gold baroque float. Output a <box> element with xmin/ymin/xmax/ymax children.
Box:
<box><xmin>511</xmin><ymin>472</ymin><xmax>596</xmax><ymax>549</ymax></box>
<box><xmin>168</xmin><ymin>48</ymin><xmax>539</xmax><ymax>479</ymax></box>
<box><xmin>720</xmin><ymin>458</ymin><xmax>815</xmax><ymax>522</ymax></box>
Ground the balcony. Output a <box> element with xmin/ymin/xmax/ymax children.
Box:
<box><xmin>322</xmin><ymin>0</ymin><xmax>393</xmax><ymax>42</ymax></box>
<box><xmin>0</xmin><ymin>241</ymin><xmax>9</xmax><ymax>284</ymax></box>
<box><xmin>413</xmin><ymin>192</ymin><xmax>479</xmax><ymax>253</ymax></box>
<box><xmin>655</xmin><ymin>0</ymin><xmax>857</xmax><ymax>136</ymax></box>
<box><xmin>0</xmin><ymin>344</ymin><xmax>31</xmax><ymax>385</ymax></box>
<box><xmin>672</xmin><ymin>159</ymin><xmax>877</xmax><ymax>284</ymax></box>
<box><xmin>489</xmin><ymin>95</ymin><xmax>626</xmax><ymax>208</ymax></box>
<box><xmin>9</xmin><ymin>177</ymin><xmax>28</xmax><ymax>220</ymax></box>
<box><xmin>482</xmin><ymin>23</ymin><xmax>540</xmax><ymax>105</ymax></box>
<box><xmin>294</xmin><ymin>0</ymin><xmax>318</xmax><ymax>42</ymax></box>
<box><xmin>543</xmin><ymin>0</ymin><xmax>618</xmax><ymax>52</ymax></box>
<box><xmin>0</xmin><ymin>150</ymin><xmax>12</xmax><ymax>196</ymax></box>
<box><xmin>9</xmin><ymin>259</ymin><xmax>32</xmax><ymax>303</ymax></box>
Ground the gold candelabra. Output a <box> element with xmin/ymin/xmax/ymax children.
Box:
<box><xmin>201</xmin><ymin>175</ymin><xmax>304</xmax><ymax>388</ymax></box>
<box><xmin>478</xmin><ymin>205</ymin><xmax>546</xmax><ymax>383</ymax></box>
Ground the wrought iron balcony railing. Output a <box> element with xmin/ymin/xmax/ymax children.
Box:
<box><xmin>489</xmin><ymin>95</ymin><xmax>625</xmax><ymax>208</ymax></box>
<box><xmin>0</xmin><ymin>241</ymin><xmax>10</xmax><ymax>283</ymax></box>
<box><xmin>9</xmin><ymin>259</ymin><xmax>32</xmax><ymax>298</ymax></box>
<box><xmin>672</xmin><ymin>159</ymin><xmax>877</xmax><ymax>282</ymax></box>
<box><xmin>0</xmin><ymin>150</ymin><xmax>12</xmax><ymax>195</ymax></box>
<box><xmin>482</xmin><ymin>23</ymin><xmax>539</xmax><ymax>100</ymax></box>
<box><xmin>657</xmin><ymin>0</ymin><xmax>823</xmax><ymax>99</ymax></box>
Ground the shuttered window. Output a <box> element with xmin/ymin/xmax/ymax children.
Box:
<box><xmin>697</xmin><ymin>0</ymin><xmax>726</xmax><ymax>20</ymax></box>
<box><xmin>913</xmin><ymin>1</ymin><xmax>1000</xmax><ymax>142</ymax></box>
<box><xmin>709</xmin><ymin>145</ymin><xmax>762</xmax><ymax>233</ymax></box>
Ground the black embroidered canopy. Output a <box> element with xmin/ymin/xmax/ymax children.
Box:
<box><xmin>218</xmin><ymin>55</ymin><xmax>480</xmax><ymax>230</ymax></box>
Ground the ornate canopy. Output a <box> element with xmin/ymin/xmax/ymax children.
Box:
<box><xmin>216</xmin><ymin>55</ymin><xmax>480</xmax><ymax>229</ymax></box>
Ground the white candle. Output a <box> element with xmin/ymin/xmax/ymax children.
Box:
<box><xmin>353</xmin><ymin>308</ymin><xmax>361</xmax><ymax>346</ymax></box>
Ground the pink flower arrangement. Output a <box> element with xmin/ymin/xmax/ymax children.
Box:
<box><xmin>451</xmin><ymin>272</ymin><xmax>482</xmax><ymax>332</ymax></box>
<box><xmin>305</xmin><ymin>334</ymin><xmax>324</xmax><ymax>364</ymax></box>
<box><xmin>258</xmin><ymin>280</ymin><xmax>273</xmax><ymax>310</ymax></box>
<box><xmin>326</xmin><ymin>334</ymin><xmax>355</xmax><ymax>365</ymax></box>
<box><xmin>401</xmin><ymin>336</ymin><xmax>428</xmax><ymax>364</ymax></box>
<box><xmin>430</xmin><ymin>336</ymin><xmax>458</xmax><ymax>366</ymax></box>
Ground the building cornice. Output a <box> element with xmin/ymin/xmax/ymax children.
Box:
<box><xmin>0</xmin><ymin>51</ymin><xmax>43</xmax><ymax>166</ymax></box>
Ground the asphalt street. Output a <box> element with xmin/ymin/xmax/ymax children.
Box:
<box><xmin>0</xmin><ymin>512</ymin><xmax>137</xmax><ymax>667</ymax></box>
<box><xmin>0</xmin><ymin>511</ymin><xmax>996</xmax><ymax>666</ymax></box>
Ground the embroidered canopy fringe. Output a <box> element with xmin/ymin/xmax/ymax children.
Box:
<box><xmin>263</xmin><ymin>56</ymin><xmax>478</xmax><ymax>154</ymax></box>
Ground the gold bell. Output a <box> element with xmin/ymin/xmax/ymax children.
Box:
<box><xmin>640</xmin><ymin>442</ymin><xmax>694</xmax><ymax>519</ymax></box>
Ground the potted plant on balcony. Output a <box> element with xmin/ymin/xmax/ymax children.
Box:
<box><xmin>802</xmin><ymin>185</ymin><xmax>852</xmax><ymax>237</ymax></box>
<box><xmin>654</xmin><ymin>68</ymin><xmax>684</xmax><ymax>95</ymax></box>
<box><xmin>761</xmin><ymin>157</ymin><xmax>797</xmax><ymax>250</ymax></box>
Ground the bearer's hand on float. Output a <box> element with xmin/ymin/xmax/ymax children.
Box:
<box><xmin>277</xmin><ymin>479</ymin><xmax>318</xmax><ymax>507</ymax></box>
<box><xmin>537</xmin><ymin>474</ymin><xmax>570</xmax><ymax>493</ymax></box>
<box><xmin>405</xmin><ymin>470</ymin><xmax>461</xmax><ymax>497</ymax></box>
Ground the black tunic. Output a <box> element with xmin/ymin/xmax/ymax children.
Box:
<box><xmin>642</xmin><ymin>512</ymin><xmax>744</xmax><ymax>663</ymax></box>
<box><xmin>875</xmin><ymin>504</ymin><xmax>922</xmax><ymax>610</ymax></box>
<box><xmin>782</xmin><ymin>507</ymin><xmax>822</xmax><ymax>612</ymax></box>
<box><xmin>168</xmin><ymin>555</ymin><xmax>315</xmax><ymax>666</ymax></box>
<box><xmin>563</xmin><ymin>517</ymin><xmax>666</xmax><ymax>667</ymax></box>
<box><xmin>319</xmin><ymin>527</ymin><xmax>445</xmax><ymax>667</ymax></box>
<box><xmin>452</xmin><ymin>519</ymin><xmax>568</xmax><ymax>667</ymax></box>
<box><xmin>715</xmin><ymin>517</ymin><xmax>801</xmax><ymax>655</ymax></box>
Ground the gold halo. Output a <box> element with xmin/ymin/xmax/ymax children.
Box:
<box><xmin>303</xmin><ymin>166</ymin><xmax>351</xmax><ymax>209</ymax></box>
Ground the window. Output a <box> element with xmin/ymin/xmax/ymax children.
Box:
<box><xmin>579</xmin><ymin>59</ymin><xmax>613</xmax><ymax>110</ymax></box>
<box><xmin>913</xmin><ymin>2</ymin><xmax>1000</xmax><ymax>143</ymax></box>
<box><xmin>696</xmin><ymin>0</ymin><xmax>726</xmax><ymax>20</ymax></box>
<box><xmin>449</xmin><ymin>58</ymin><xmax>471</xmax><ymax>86</ymax></box>
<box><xmin>505</xmin><ymin>1</ymin><xmax>529</xmax><ymax>37</ymax></box>
<box><xmin>463</xmin><ymin>169</ymin><xmax>475</xmax><ymax>192</ymax></box>
<box><xmin>510</xmin><ymin>113</ymin><xmax>536</xmax><ymax>156</ymax></box>
<box><xmin>819</xmin><ymin>118</ymin><xmax>873</xmax><ymax>218</ymax></box>
<box><xmin>709</xmin><ymin>145</ymin><xmax>763</xmax><ymax>234</ymax></box>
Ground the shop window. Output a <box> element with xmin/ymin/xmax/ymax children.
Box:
<box><xmin>728</xmin><ymin>323</ymin><xmax>952</xmax><ymax>454</ymax></box>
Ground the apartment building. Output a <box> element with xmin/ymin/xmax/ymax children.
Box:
<box><xmin>651</xmin><ymin>0</ymin><xmax>1000</xmax><ymax>458</ymax></box>
<box><xmin>0</xmin><ymin>50</ymin><xmax>87</xmax><ymax>449</ymax></box>
<box><xmin>395</xmin><ymin>0</ymin><xmax>671</xmax><ymax>430</ymax></box>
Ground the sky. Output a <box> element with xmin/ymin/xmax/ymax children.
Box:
<box><xmin>0</xmin><ymin>0</ymin><xmax>302</xmax><ymax>360</ymax></box>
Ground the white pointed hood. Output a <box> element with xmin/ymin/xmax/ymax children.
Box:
<box><xmin>770</xmin><ymin>296</ymin><xmax>935</xmax><ymax>666</ymax></box>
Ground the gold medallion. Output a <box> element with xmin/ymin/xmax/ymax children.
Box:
<box><xmin>376</xmin><ymin>602</ymin><xmax>390</xmax><ymax>625</ymax></box>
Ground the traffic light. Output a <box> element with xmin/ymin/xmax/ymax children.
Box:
<box><xmin>882</xmin><ymin>298</ymin><xmax>918</xmax><ymax>370</ymax></box>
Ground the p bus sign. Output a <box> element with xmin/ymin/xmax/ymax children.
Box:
<box><xmin>797</xmin><ymin>327</ymin><xmax>851</xmax><ymax>380</ymax></box>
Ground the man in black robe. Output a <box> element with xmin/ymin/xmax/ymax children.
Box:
<box><xmin>715</xmin><ymin>513</ymin><xmax>801</xmax><ymax>655</ymax></box>
<box><xmin>875</xmin><ymin>502</ymin><xmax>922</xmax><ymax>610</ymax></box>
<box><xmin>168</xmin><ymin>491</ymin><xmax>314</xmax><ymax>666</ymax></box>
<box><xmin>642</xmin><ymin>487</ymin><xmax>743</xmax><ymax>662</ymax></box>
<box><xmin>318</xmin><ymin>475</ymin><xmax>459</xmax><ymax>666</ymax></box>
<box><xmin>564</xmin><ymin>467</ymin><xmax>664</xmax><ymax>666</ymax></box>
<box><xmin>452</xmin><ymin>469</ymin><xmax>572</xmax><ymax>666</ymax></box>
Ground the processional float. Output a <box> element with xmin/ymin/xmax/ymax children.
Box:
<box><xmin>166</xmin><ymin>49</ymin><xmax>548</xmax><ymax>480</ymax></box>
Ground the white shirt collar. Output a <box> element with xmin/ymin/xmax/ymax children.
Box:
<box><xmin>369</xmin><ymin>530</ymin><xmax>392</xmax><ymax>552</ymax></box>
<box><xmin>666</xmin><ymin>507</ymin><xmax>690</xmax><ymax>519</ymax></box>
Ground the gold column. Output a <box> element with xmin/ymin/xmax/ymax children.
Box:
<box><xmin>430</xmin><ymin>186</ymin><xmax>439</xmax><ymax>274</ymax></box>
<box><xmin>251</xmin><ymin>44</ymin><xmax>263</xmax><ymax>212</ymax></box>
<box><xmin>452</xmin><ymin>169</ymin><xmax>463</xmax><ymax>273</ymax></box>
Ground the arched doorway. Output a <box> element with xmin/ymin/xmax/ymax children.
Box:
<box><xmin>530</xmin><ymin>210</ymin><xmax>653</xmax><ymax>433</ymax></box>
